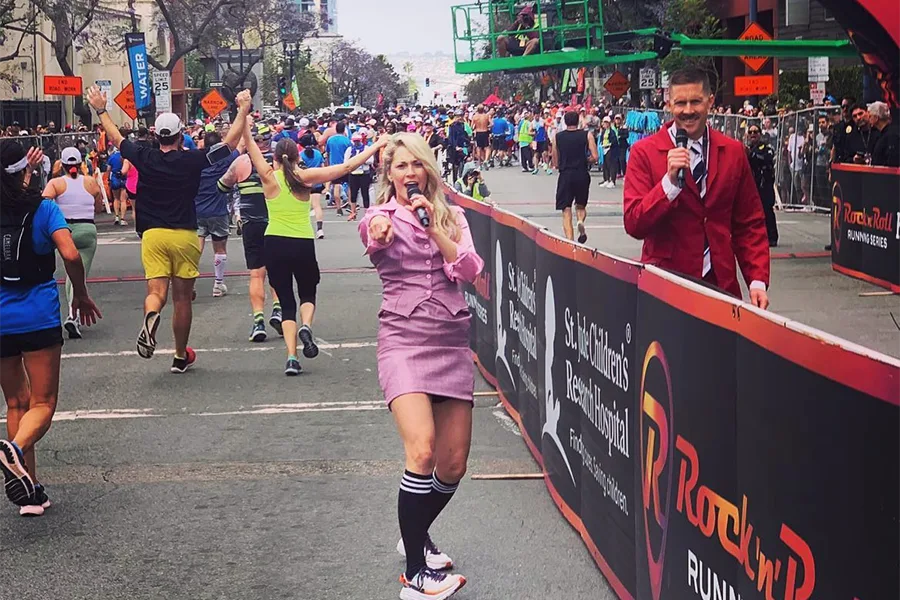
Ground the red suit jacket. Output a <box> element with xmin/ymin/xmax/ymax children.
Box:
<box><xmin>623</xmin><ymin>124</ymin><xmax>770</xmax><ymax>298</ymax></box>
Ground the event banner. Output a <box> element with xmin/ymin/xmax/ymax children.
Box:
<box><xmin>446</xmin><ymin>187</ymin><xmax>900</xmax><ymax>600</ymax></box>
<box><xmin>831</xmin><ymin>165</ymin><xmax>899</xmax><ymax>292</ymax></box>
<box><xmin>125</xmin><ymin>33</ymin><xmax>153</xmax><ymax>118</ymax></box>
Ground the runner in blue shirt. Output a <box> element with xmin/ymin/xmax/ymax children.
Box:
<box><xmin>0</xmin><ymin>142</ymin><xmax>101</xmax><ymax>516</ymax></box>
<box><xmin>324</xmin><ymin>122</ymin><xmax>352</xmax><ymax>215</ymax></box>
<box><xmin>491</xmin><ymin>112</ymin><xmax>511</xmax><ymax>167</ymax></box>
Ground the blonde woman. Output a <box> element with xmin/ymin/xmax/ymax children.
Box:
<box><xmin>243</xmin><ymin>121</ymin><xmax>387</xmax><ymax>375</ymax></box>
<box><xmin>358</xmin><ymin>133</ymin><xmax>484</xmax><ymax>600</ymax></box>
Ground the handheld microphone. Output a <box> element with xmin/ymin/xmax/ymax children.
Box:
<box><xmin>675</xmin><ymin>128</ymin><xmax>689</xmax><ymax>190</ymax></box>
<box><xmin>405</xmin><ymin>182</ymin><xmax>430</xmax><ymax>228</ymax></box>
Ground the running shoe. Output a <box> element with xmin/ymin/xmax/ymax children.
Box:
<box><xmin>170</xmin><ymin>347</ymin><xmax>197</xmax><ymax>374</ymax></box>
<box><xmin>136</xmin><ymin>311</ymin><xmax>161</xmax><ymax>359</ymax></box>
<box><xmin>546</xmin><ymin>168</ymin><xmax>553</xmax><ymax>175</ymax></box>
<box><xmin>284</xmin><ymin>357</ymin><xmax>302</xmax><ymax>376</ymax></box>
<box><xmin>531</xmin><ymin>168</ymin><xmax>539</xmax><ymax>175</ymax></box>
<box><xmin>213</xmin><ymin>282</ymin><xmax>228</xmax><ymax>297</ymax></box>
<box><xmin>577</xmin><ymin>221</ymin><xmax>588</xmax><ymax>244</ymax></box>
<box><xmin>269</xmin><ymin>308</ymin><xmax>284</xmax><ymax>336</ymax></box>
<box><xmin>397</xmin><ymin>534</ymin><xmax>453</xmax><ymax>570</ymax></box>
<box><xmin>64</xmin><ymin>317</ymin><xmax>82</xmax><ymax>339</ymax></box>
<box><xmin>399</xmin><ymin>568</ymin><xmax>466</xmax><ymax>600</ymax></box>
<box><xmin>114</xmin><ymin>217</ymin><xmax>120</xmax><ymax>225</ymax></box>
<box><xmin>324</xmin><ymin>191</ymin><xmax>333</xmax><ymax>206</ymax></box>
<box><xmin>316</xmin><ymin>229</ymin><xmax>325</xmax><ymax>240</ymax></box>
<box><xmin>19</xmin><ymin>484</ymin><xmax>51</xmax><ymax>517</ymax></box>
<box><xmin>298</xmin><ymin>325</ymin><xmax>319</xmax><ymax>359</ymax></box>
<box><xmin>340</xmin><ymin>200</ymin><xmax>350</xmax><ymax>210</ymax></box>
<box><xmin>250</xmin><ymin>320</ymin><xmax>267</xmax><ymax>343</ymax></box>
<box><xmin>120</xmin><ymin>220</ymin><xmax>128</xmax><ymax>226</ymax></box>
<box><xmin>336</xmin><ymin>208</ymin><xmax>344</xmax><ymax>217</ymax></box>
<box><xmin>0</xmin><ymin>440</ymin><xmax>35</xmax><ymax>507</ymax></box>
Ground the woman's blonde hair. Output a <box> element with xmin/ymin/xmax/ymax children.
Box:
<box><xmin>375</xmin><ymin>133</ymin><xmax>460</xmax><ymax>242</ymax></box>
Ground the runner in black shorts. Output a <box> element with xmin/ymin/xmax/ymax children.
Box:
<box><xmin>218</xmin><ymin>131</ymin><xmax>282</xmax><ymax>342</ymax></box>
<box><xmin>552</xmin><ymin>111</ymin><xmax>598</xmax><ymax>244</ymax></box>
<box><xmin>0</xmin><ymin>142</ymin><xmax>101</xmax><ymax>516</ymax></box>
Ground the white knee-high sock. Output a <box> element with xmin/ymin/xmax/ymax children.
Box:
<box><xmin>214</xmin><ymin>253</ymin><xmax>227</xmax><ymax>284</ymax></box>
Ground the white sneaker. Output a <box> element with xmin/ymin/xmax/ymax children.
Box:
<box><xmin>212</xmin><ymin>282</ymin><xmax>228</xmax><ymax>297</ymax></box>
<box><xmin>316</xmin><ymin>229</ymin><xmax>325</xmax><ymax>240</ymax></box>
<box><xmin>120</xmin><ymin>220</ymin><xmax>128</xmax><ymax>226</ymax></box>
<box><xmin>114</xmin><ymin>217</ymin><xmax>120</xmax><ymax>225</ymax></box>
<box><xmin>397</xmin><ymin>535</ymin><xmax>453</xmax><ymax>570</ymax></box>
<box><xmin>399</xmin><ymin>568</ymin><xmax>466</xmax><ymax>600</ymax></box>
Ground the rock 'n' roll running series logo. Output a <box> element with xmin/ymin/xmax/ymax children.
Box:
<box><xmin>639</xmin><ymin>341</ymin><xmax>818</xmax><ymax>600</ymax></box>
<box><xmin>639</xmin><ymin>341</ymin><xmax>674</xmax><ymax>600</ymax></box>
<box><xmin>831</xmin><ymin>181</ymin><xmax>843</xmax><ymax>254</ymax></box>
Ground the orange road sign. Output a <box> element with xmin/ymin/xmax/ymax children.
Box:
<box><xmin>739</xmin><ymin>23</ymin><xmax>773</xmax><ymax>73</ymax></box>
<box><xmin>604</xmin><ymin>71</ymin><xmax>630</xmax><ymax>100</ymax></box>
<box><xmin>44</xmin><ymin>75</ymin><xmax>82</xmax><ymax>96</ymax></box>
<box><xmin>115</xmin><ymin>83</ymin><xmax>138</xmax><ymax>120</ymax></box>
<box><xmin>735</xmin><ymin>75</ymin><xmax>774</xmax><ymax>96</ymax></box>
<box><xmin>200</xmin><ymin>89</ymin><xmax>228</xmax><ymax>119</ymax></box>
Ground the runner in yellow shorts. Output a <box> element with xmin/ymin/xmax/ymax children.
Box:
<box><xmin>140</xmin><ymin>229</ymin><xmax>201</xmax><ymax>280</ymax></box>
<box><xmin>87</xmin><ymin>85</ymin><xmax>253</xmax><ymax>374</ymax></box>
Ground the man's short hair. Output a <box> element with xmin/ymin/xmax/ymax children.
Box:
<box><xmin>204</xmin><ymin>131</ymin><xmax>222</xmax><ymax>147</ymax></box>
<box><xmin>158</xmin><ymin>134</ymin><xmax>180</xmax><ymax>146</ymax></box>
<box><xmin>851</xmin><ymin>103</ymin><xmax>868</xmax><ymax>114</ymax></box>
<box><xmin>668</xmin><ymin>68</ymin><xmax>712</xmax><ymax>95</ymax></box>
<box><xmin>867</xmin><ymin>101</ymin><xmax>890</xmax><ymax>121</ymax></box>
<box><xmin>336</xmin><ymin>121</ymin><xmax>346</xmax><ymax>134</ymax></box>
<box><xmin>563</xmin><ymin>111</ymin><xmax>579</xmax><ymax>127</ymax></box>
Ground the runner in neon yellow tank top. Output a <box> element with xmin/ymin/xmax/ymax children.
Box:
<box><xmin>243</xmin><ymin>119</ymin><xmax>388</xmax><ymax>375</ymax></box>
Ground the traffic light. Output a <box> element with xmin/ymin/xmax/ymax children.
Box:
<box><xmin>425</xmin><ymin>78</ymin><xmax>430</xmax><ymax>87</ymax></box>
<box><xmin>278</xmin><ymin>76</ymin><xmax>287</xmax><ymax>97</ymax></box>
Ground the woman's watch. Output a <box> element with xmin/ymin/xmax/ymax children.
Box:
<box><xmin>95</xmin><ymin>107</ymin><xmax>107</xmax><ymax>116</ymax></box>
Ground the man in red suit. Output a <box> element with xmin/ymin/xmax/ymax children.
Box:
<box><xmin>623</xmin><ymin>68</ymin><xmax>771</xmax><ymax>308</ymax></box>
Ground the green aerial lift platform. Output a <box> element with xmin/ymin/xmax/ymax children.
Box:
<box><xmin>452</xmin><ymin>0</ymin><xmax>858</xmax><ymax>75</ymax></box>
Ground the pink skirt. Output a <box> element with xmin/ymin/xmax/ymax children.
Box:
<box><xmin>377</xmin><ymin>299</ymin><xmax>474</xmax><ymax>406</ymax></box>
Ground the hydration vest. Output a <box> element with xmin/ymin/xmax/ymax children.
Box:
<box><xmin>0</xmin><ymin>205</ymin><xmax>56</xmax><ymax>288</ymax></box>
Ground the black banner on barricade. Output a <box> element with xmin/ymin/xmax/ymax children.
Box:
<box><xmin>456</xmin><ymin>199</ymin><xmax>494</xmax><ymax>380</ymax></box>
<box><xmin>536</xmin><ymin>235</ymin><xmax>581</xmax><ymax>518</ymax></box>
<box><xmin>491</xmin><ymin>215</ymin><xmax>520</xmax><ymax>417</ymax></box>
<box><xmin>573</xmin><ymin>246</ymin><xmax>639</xmax><ymax>598</ymax></box>
<box><xmin>514</xmin><ymin>223</ymin><xmax>541</xmax><ymax>452</ymax></box>
<box><xmin>831</xmin><ymin>165</ymin><xmax>900</xmax><ymax>292</ymax></box>
<box><xmin>634</xmin><ymin>274</ymin><xmax>741</xmax><ymax>600</ymax></box>
<box><xmin>447</xmin><ymin>188</ymin><xmax>900</xmax><ymax>600</ymax></box>
<box><xmin>733</xmin><ymin>308</ymin><xmax>899</xmax><ymax>600</ymax></box>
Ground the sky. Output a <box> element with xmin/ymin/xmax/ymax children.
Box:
<box><xmin>337</xmin><ymin>0</ymin><xmax>458</xmax><ymax>55</ymax></box>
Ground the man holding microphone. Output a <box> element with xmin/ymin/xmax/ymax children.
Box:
<box><xmin>623</xmin><ymin>68</ymin><xmax>770</xmax><ymax>308</ymax></box>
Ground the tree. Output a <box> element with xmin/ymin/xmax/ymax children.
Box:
<box><xmin>211</xmin><ymin>0</ymin><xmax>316</xmax><ymax>98</ymax></box>
<box><xmin>328</xmin><ymin>41</ymin><xmax>405</xmax><ymax>107</ymax></box>
<box><xmin>261</xmin><ymin>46</ymin><xmax>329</xmax><ymax>112</ymax></box>
<box><xmin>0</xmin><ymin>0</ymin><xmax>40</xmax><ymax>64</ymax></box>
<box><xmin>3</xmin><ymin>0</ymin><xmax>103</xmax><ymax>122</ymax></box>
<box><xmin>658</xmin><ymin>0</ymin><xmax>725</xmax><ymax>89</ymax></box>
<box><xmin>464</xmin><ymin>72</ymin><xmax>537</xmax><ymax>105</ymax></box>
<box><xmin>146</xmin><ymin>0</ymin><xmax>239</xmax><ymax>72</ymax></box>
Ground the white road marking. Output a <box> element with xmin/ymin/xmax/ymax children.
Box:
<box><xmin>0</xmin><ymin>400</ymin><xmax>387</xmax><ymax>425</ymax></box>
<box><xmin>492</xmin><ymin>410</ymin><xmax>522</xmax><ymax>437</ymax></box>
<box><xmin>61</xmin><ymin>341</ymin><xmax>377</xmax><ymax>359</ymax></box>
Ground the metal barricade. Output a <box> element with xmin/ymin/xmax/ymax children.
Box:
<box><xmin>770</xmin><ymin>106</ymin><xmax>839</xmax><ymax>212</ymax></box>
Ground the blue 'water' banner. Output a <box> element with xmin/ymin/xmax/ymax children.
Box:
<box><xmin>125</xmin><ymin>33</ymin><xmax>152</xmax><ymax>116</ymax></box>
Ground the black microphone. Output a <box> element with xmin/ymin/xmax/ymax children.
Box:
<box><xmin>405</xmin><ymin>182</ymin><xmax>430</xmax><ymax>228</ymax></box>
<box><xmin>675</xmin><ymin>128</ymin><xmax>689</xmax><ymax>190</ymax></box>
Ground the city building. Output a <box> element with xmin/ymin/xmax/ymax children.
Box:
<box><xmin>0</xmin><ymin>0</ymin><xmax>189</xmax><ymax>127</ymax></box>
<box><xmin>298</xmin><ymin>0</ymin><xmax>338</xmax><ymax>35</ymax></box>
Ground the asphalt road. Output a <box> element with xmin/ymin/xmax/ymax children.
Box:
<box><xmin>1</xmin><ymin>165</ymin><xmax>895</xmax><ymax>600</ymax></box>
<box><xmin>0</xmin><ymin>191</ymin><xmax>615</xmax><ymax>600</ymax></box>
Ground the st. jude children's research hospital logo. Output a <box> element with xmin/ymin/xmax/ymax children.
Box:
<box><xmin>639</xmin><ymin>342</ymin><xmax>817</xmax><ymax>600</ymax></box>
